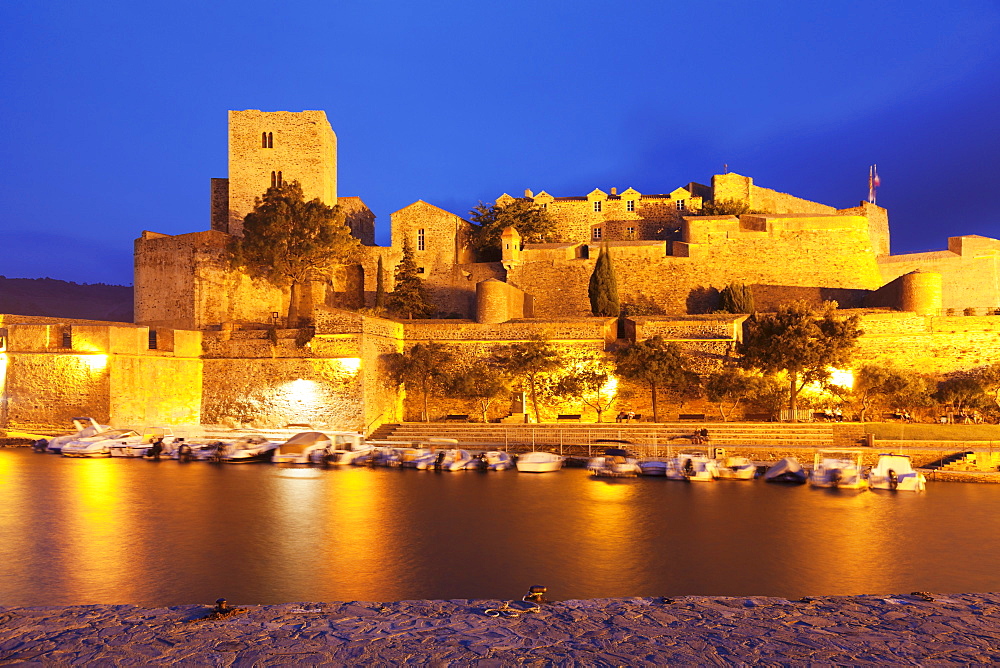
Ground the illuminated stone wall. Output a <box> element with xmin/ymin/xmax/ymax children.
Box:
<box><xmin>0</xmin><ymin>319</ymin><xmax>202</xmax><ymax>432</ymax></box>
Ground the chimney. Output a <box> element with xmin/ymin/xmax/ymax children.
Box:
<box><xmin>524</xmin><ymin>189</ymin><xmax>534</xmax><ymax>198</ymax></box>
<box><xmin>610</xmin><ymin>187</ymin><xmax>617</xmax><ymax>196</ymax></box>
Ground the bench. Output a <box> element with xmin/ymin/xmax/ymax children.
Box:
<box><xmin>444</xmin><ymin>414</ymin><xmax>469</xmax><ymax>422</ymax></box>
<box><xmin>744</xmin><ymin>413</ymin><xmax>773</xmax><ymax>422</ymax></box>
<box><xmin>556</xmin><ymin>414</ymin><xmax>582</xmax><ymax>422</ymax></box>
<box><xmin>678</xmin><ymin>413</ymin><xmax>705</xmax><ymax>421</ymax></box>
<box><xmin>615</xmin><ymin>413</ymin><xmax>643</xmax><ymax>423</ymax></box>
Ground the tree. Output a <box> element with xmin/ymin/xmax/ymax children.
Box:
<box><xmin>492</xmin><ymin>338</ymin><xmax>560</xmax><ymax>423</ymax></box>
<box><xmin>553</xmin><ymin>367</ymin><xmax>618</xmax><ymax>423</ymax></box>
<box><xmin>448</xmin><ymin>360</ymin><xmax>512</xmax><ymax>423</ymax></box>
<box><xmin>934</xmin><ymin>375</ymin><xmax>984</xmax><ymax>411</ymax></box>
<box><xmin>853</xmin><ymin>364</ymin><xmax>918</xmax><ymax>422</ymax></box>
<box><xmin>718</xmin><ymin>282</ymin><xmax>755</xmax><ymax>314</ymax></box>
<box><xmin>588</xmin><ymin>242</ymin><xmax>620</xmax><ymax>317</ymax></box>
<box><xmin>693</xmin><ymin>198</ymin><xmax>764</xmax><ymax>216</ymax></box>
<box><xmin>613</xmin><ymin>336</ymin><xmax>694</xmax><ymax>422</ymax></box>
<box><xmin>977</xmin><ymin>363</ymin><xmax>1000</xmax><ymax>411</ymax></box>
<box><xmin>738</xmin><ymin>301</ymin><xmax>862</xmax><ymax>420</ymax></box>
<box><xmin>387</xmin><ymin>237</ymin><xmax>435</xmax><ymax>318</ymax></box>
<box><xmin>385</xmin><ymin>343</ymin><xmax>452</xmax><ymax>422</ymax></box>
<box><xmin>705</xmin><ymin>367</ymin><xmax>766</xmax><ymax>421</ymax></box>
<box><xmin>374</xmin><ymin>255</ymin><xmax>387</xmax><ymax>310</ymax></box>
<box><xmin>468</xmin><ymin>198</ymin><xmax>556</xmax><ymax>260</ymax></box>
<box><xmin>230</xmin><ymin>181</ymin><xmax>360</xmax><ymax>325</ymax></box>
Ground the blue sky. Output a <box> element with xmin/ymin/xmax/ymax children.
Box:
<box><xmin>2</xmin><ymin>0</ymin><xmax>998</xmax><ymax>286</ymax></box>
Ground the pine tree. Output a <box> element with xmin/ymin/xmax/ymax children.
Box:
<box><xmin>374</xmin><ymin>255</ymin><xmax>386</xmax><ymax>309</ymax></box>
<box><xmin>588</xmin><ymin>242</ymin><xmax>620</xmax><ymax>317</ymax></box>
<box><xmin>387</xmin><ymin>237</ymin><xmax>435</xmax><ymax>318</ymax></box>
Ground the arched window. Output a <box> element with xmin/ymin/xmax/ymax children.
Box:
<box><xmin>267</xmin><ymin>132</ymin><xmax>273</xmax><ymax>148</ymax></box>
<box><xmin>262</xmin><ymin>132</ymin><xmax>273</xmax><ymax>148</ymax></box>
<box><xmin>277</xmin><ymin>171</ymin><xmax>283</xmax><ymax>187</ymax></box>
<box><xmin>262</xmin><ymin>132</ymin><xmax>268</xmax><ymax>148</ymax></box>
<box><xmin>271</xmin><ymin>171</ymin><xmax>277</xmax><ymax>188</ymax></box>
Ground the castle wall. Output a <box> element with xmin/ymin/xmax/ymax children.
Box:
<box><xmin>227</xmin><ymin>110</ymin><xmax>337</xmax><ymax>236</ymax></box>
<box><xmin>0</xmin><ymin>321</ymin><xmax>202</xmax><ymax>432</ymax></box>
<box><xmin>507</xmin><ymin>215</ymin><xmax>882</xmax><ymax>316</ymax></box>
<box><xmin>878</xmin><ymin>236</ymin><xmax>1000</xmax><ymax>312</ymax></box>
<box><xmin>854</xmin><ymin>312</ymin><xmax>1000</xmax><ymax>375</ymax></box>
<box><xmin>711</xmin><ymin>173</ymin><xmax>837</xmax><ymax>215</ymax></box>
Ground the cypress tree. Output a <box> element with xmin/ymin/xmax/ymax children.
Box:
<box><xmin>374</xmin><ymin>255</ymin><xmax>386</xmax><ymax>309</ymax></box>
<box><xmin>387</xmin><ymin>237</ymin><xmax>435</xmax><ymax>318</ymax></box>
<box><xmin>588</xmin><ymin>241</ymin><xmax>620</xmax><ymax>317</ymax></box>
<box><xmin>719</xmin><ymin>282</ymin><xmax>755</xmax><ymax>314</ymax></box>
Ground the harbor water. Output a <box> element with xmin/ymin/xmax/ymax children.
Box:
<box><xmin>2</xmin><ymin>449</ymin><xmax>1000</xmax><ymax>606</ymax></box>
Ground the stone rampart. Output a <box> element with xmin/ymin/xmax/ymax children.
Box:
<box><xmin>711</xmin><ymin>172</ymin><xmax>836</xmax><ymax>215</ymax></box>
<box><xmin>854</xmin><ymin>311</ymin><xmax>1000</xmax><ymax>374</ymax></box>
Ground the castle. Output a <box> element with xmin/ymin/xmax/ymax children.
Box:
<box><xmin>2</xmin><ymin>109</ymin><xmax>999</xmax><ymax>433</ymax></box>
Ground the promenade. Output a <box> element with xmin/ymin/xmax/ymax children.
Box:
<box><xmin>3</xmin><ymin>593</ymin><xmax>999</xmax><ymax>665</ymax></box>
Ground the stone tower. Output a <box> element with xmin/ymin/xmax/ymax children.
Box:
<box><xmin>212</xmin><ymin>109</ymin><xmax>338</xmax><ymax>236</ymax></box>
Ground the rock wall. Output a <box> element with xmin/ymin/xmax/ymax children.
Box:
<box><xmin>854</xmin><ymin>312</ymin><xmax>1000</xmax><ymax>375</ymax></box>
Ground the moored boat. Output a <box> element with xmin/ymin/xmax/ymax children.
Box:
<box><xmin>272</xmin><ymin>431</ymin><xmax>331</xmax><ymax>465</ymax></box>
<box><xmin>637</xmin><ymin>458</ymin><xmax>670</xmax><ymax>476</ymax></box>
<box><xmin>322</xmin><ymin>432</ymin><xmax>372</xmax><ymax>465</ymax></box>
<box><xmin>810</xmin><ymin>449</ymin><xmax>867</xmax><ymax>489</ymax></box>
<box><xmin>667</xmin><ymin>450</ymin><xmax>718</xmax><ymax>481</ymax></box>
<box><xmin>587</xmin><ymin>448</ymin><xmax>640</xmax><ymax>477</ymax></box>
<box><xmin>715</xmin><ymin>456</ymin><xmax>757</xmax><ymax>480</ymax></box>
<box><xmin>61</xmin><ymin>428</ymin><xmax>140</xmax><ymax>458</ymax></box>
<box><xmin>763</xmin><ymin>457</ymin><xmax>807</xmax><ymax>484</ymax></box>
<box><xmin>45</xmin><ymin>417</ymin><xmax>110</xmax><ymax>454</ymax></box>
<box><xmin>217</xmin><ymin>435</ymin><xmax>280</xmax><ymax>463</ymax></box>
<box><xmin>869</xmin><ymin>453</ymin><xmax>926</xmax><ymax>492</ymax></box>
<box><xmin>516</xmin><ymin>451</ymin><xmax>564</xmax><ymax>473</ymax></box>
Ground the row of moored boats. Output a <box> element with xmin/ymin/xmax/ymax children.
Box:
<box><xmin>39</xmin><ymin>419</ymin><xmax>926</xmax><ymax>489</ymax></box>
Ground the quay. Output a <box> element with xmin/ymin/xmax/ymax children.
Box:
<box><xmin>2</xmin><ymin>593</ymin><xmax>1000</xmax><ymax>664</ymax></box>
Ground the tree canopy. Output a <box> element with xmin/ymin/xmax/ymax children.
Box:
<box><xmin>385</xmin><ymin>342</ymin><xmax>452</xmax><ymax>421</ymax></box>
<box><xmin>229</xmin><ymin>180</ymin><xmax>359</xmax><ymax>325</ymax></box>
<box><xmin>613</xmin><ymin>336</ymin><xmax>695</xmax><ymax>422</ymax></box>
<box><xmin>387</xmin><ymin>237</ymin><xmax>435</xmax><ymax>319</ymax></box>
<box><xmin>588</xmin><ymin>242</ymin><xmax>620</xmax><ymax>317</ymax></box>
<box><xmin>738</xmin><ymin>301</ymin><xmax>862</xmax><ymax>419</ymax></box>
<box><xmin>492</xmin><ymin>338</ymin><xmax>560</xmax><ymax>423</ymax></box>
<box><xmin>468</xmin><ymin>198</ymin><xmax>557</xmax><ymax>260</ymax></box>
<box><xmin>718</xmin><ymin>282</ymin><xmax>755</xmax><ymax>314</ymax></box>
<box><xmin>448</xmin><ymin>360</ymin><xmax>512</xmax><ymax>423</ymax></box>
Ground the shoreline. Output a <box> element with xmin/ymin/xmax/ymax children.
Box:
<box><xmin>3</xmin><ymin>594</ymin><xmax>999</xmax><ymax>664</ymax></box>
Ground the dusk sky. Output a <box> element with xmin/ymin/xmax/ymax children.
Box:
<box><xmin>2</xmin><ymin>1</ymin><xmax>998</xmax><ymax>286</ymax></box>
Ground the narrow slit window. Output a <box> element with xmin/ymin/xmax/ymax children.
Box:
<box><xmin>277</xmin><ymin>171</ymin><xmax>283</xmax><ymax>187</ymax></box>
<box><xmin>267</xmin><ymin>132</ymin><xmax>273</xmax><ymax>148</ymax></box>
<box><xmin>271</xmin><ymin>171</ymin><xmax>277</xmax><ymax>188</ymax></box>
<box><xmin>262</xmin><ymin>132</ymin><xmax>268</xmax><ymax>148</ymax></box>
<box><xmin>148</xmin><ymin>330</ymin><xmax>158</xmax><ymax>350</ymax></box>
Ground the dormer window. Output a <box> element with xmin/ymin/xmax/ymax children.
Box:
<box><xmin>593</xmin><ymin>201</ymin><xmax>602</xmax><ymax>213</ymax></box>
<box><xmin>261</xmin><ymin>132</ymin><xmax>273</xmax><ymax>148</ymax></box>
<box><xmin>675</xmin><ymin>199</ymin><xmax>686</xmax><ymax>211</ymax></box>
<box><xmin>626</xmin><ymin>200</ymin><xmax>635</xmax><ymax>212</ymax></box>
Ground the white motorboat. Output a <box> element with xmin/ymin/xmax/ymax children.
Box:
<box><xmin>515</xmin><ymin>451</ymin><xmax>564</xmax><ymax>473</ymax></box>
<box><xmin>400</xmin><ymin>447</ymin><xmax>436</xmax><ymax>469</ymax></box>
<box><xmin>869</xmin><ymin>453</ymin><xmax>926</xmax><ymax>492</ymax></box>
<box><xmin>482</xmin><ymin>450</ymin><xmax>513</xmax><ymax>471</ymax></box>
<box><xmin>272</xmin><ymin>431</ymin><xmax>331</xmax><ymax>464</ymax></box>
<box><xmin>587</xmin><ymin>448</ymin><xmax>641</xmax><ymax>477</ymax></box>
<box><xmin>715</xmin><ymin>456</ymin><xmax>757</xmax><ymax>480</ymax></box>
<box><xmin>61</xmin><ymin>428</ymin><xmax>140</xmax><ymax>457</ymax></box>
<box><xmin>763</xmin><ymin>457</ymin><xmax>808</xmax><ymax>484</ymax></box>
<box><xmin>323</xmin><ymin>432</ymin><xmax>372</xmax><ymax>465</ymax></box>
<box><xmin>108</xmin><ymin>427</ymin><xmax>177</xmax><ymax>458</ymax></box>
<box><xmin>45</xmin><ymin>417</ymin><xmax>110</xmax><ymax>454</ymax></box>
<box><xmin>810</xmin><ymin>450</ymin><xmax>867</xmax><ymax>489</ymax></box>
<box><xmin>431</xmin><ymin>448</ymin><xmax>473</xmax><ymax>471</ymax></box>
<box><xmin>217</xmin><ymin>435</ymin><xmax>280</xmax><ymax>463</ymax></box>
<box><xmin>174</xmin><ymin>439</ymin><xmax>232</xmax><ymax>461</ymax></box>
<box><xmin>638</xmin><ymin>458</ymin><xmax>670</xmax><ymax>476</ymax></box>
<box><xmin>667</xmin><ymin>450</ymin><xmax>718</xmax><ymax>481</ymax></box>
<box><xmin>363</xmin><ymin>441</ymin><xmax>415</xmax><ymax>467</ymax></box>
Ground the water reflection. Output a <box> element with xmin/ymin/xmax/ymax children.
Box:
<box><xmin>3</xmin><ymin>450</ymin><xmax>1000</xmax><ymax>606</ymax></box>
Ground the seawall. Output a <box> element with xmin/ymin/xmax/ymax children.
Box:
<box><xmin>2</xmin><ymin>594</ymin><xmax>999</xmax><ymax>664</ymax></box>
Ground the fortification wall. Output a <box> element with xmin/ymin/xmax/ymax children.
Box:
<box><xmin>0</xmin><ymin>323</ymin><xmax>202</xmax><ymax>431</ymax></box>
<box><xmin>508</xmin><ymin>217</ymin><xmax>882</xmax><ymax>316</ymax></box>
<box><xmin>711</xmin><ymin>173</ymin><xmax>837</xmax><ymax>215</ymax></box>
<box><xmin>878</xmin><ymin>236</ymin><xmax>1000</xmax><ymax>312</ymax></box>
<box><xmin>838</xmin><ymin>201</ymin><xmax>890</xmax><ymax>257</ymax></box>
<box><xmin>525</xmin><ymin>191</ymin><xmax>694</xmax><ymax>243</ymax></box>
<box><xmin>854</xmin><ymin>312</ymin><xmax>1000</xmax><ymax>375</ymax></box>
<box><xmin>227</xmin><ymin>109</ymin><xmax>337</xmax><ymax>236</ymax></box>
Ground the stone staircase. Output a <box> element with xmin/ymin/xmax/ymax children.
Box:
<box><xmin>935</xmin><ymin>450</ymin><xmax>999</xmax><ymax>472</ymax></box>
<box><xmin>367</xmin><ymin>421</ymin><xmax>838</xmax><ymax>454</ymax></box>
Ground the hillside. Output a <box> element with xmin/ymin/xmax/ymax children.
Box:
<box><xmin>0</xmin><ymin>277</ymin><xmax>133</xmax><ymax>322</ymax></box>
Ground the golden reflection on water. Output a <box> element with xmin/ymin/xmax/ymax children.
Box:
<box><xmin>62</xmin><ymin>459</ymin><xmax>138</xmax><ymax>600</ymax></box>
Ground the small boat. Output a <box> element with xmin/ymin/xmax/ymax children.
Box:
<box><xmin>272</xmin><ymin>431</ymin><xmax>331</xmax><ymax>464</ymax></box>
<box><xmin>323</xmin><ymin>432</ymin><xmax>372</xmax><ymax>465</ymax></box>
<box><xmin>482</xmin><ymin>450</ymin><xmax>513</xmax><ymax>471</ymax></box>
<box><xmin>587</xmin><ymin>448</ymin><xmax>640</xmax><ymax>477</ymax></box>
<box><xmin>432</xmin><ymin>448</ymin><xmax>473</xmax><ymax>471</ymax></box>
<box><xmin>638</xmin><ymin>458</ymin><xmax>670</xmax><ymax>476</ymax></box>
<box><xmin>61</xmin><ymin>428</ymin><xmax>140</xmax><ymax>457</ymax></box>
<box><xmin>667</xmin><ymin>450</ymin><xmax>718</xmax><ymax>481</ymax></box>
<box><xmin>715</xmin><ymin>456</ymin><xmax>757</xmax><ymax>480</ymax></box>
<box><xmin>869</xmin><ymin>453</ymin><xmax>926</xmax><ymax>492</ymax></box>
<box><xmin>217</xmin><ymin>435</ymin><xmax>280</xmax><ymax>463</ymax></box>
<box><xmin>400</xmin><ymin>447</ymin><xmax>436</xmax><ymax>469</ymax></box>
<box><xmin>810</xmin><ymin>449</ymin><xmax>867</xmax><ymax>489</ymax></box>
<box><xmin>107</xmin><ymin>428</ymin><xmax>177</xmax><ymax>458</ymax></box>
<box><xmin>516</xmin><ymin>451</ymin><xmax>564</xmax><ymax>473</ymax></box>
<box><xmin>363</xmin><ymin>441</ymin><xmax>415</xmax><ymax>467</ymax></box>
<box><xmin>763</xmin><ymin>457</ymin><xmax>807</xmax><ymax>484</ymax></box>
<box><xmin>45</xmin><ymin>417</ymin><xmax>110</xmax><ymax>454</ymax></box>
